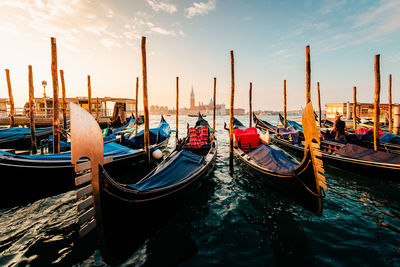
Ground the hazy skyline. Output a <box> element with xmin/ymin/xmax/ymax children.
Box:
<box><xmin>0</xmin><ymin>0</ymin><xmax>399</xmax><ymax>111</ymax></box>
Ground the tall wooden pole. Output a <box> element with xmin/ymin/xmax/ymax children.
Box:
<box><xmin>388</xmin><ymin>74</ymin><xmax>393</xmax><ymax>134</ymax></box>
<box><xmin>28</xmin><ymin>65</ymin><xmax>37</xmax><ymax>154</ymax></box>
<box><xmin>284</xmin><ymin>80</ymin><xmax>287</xmax><ymax>128</ymax></box>
<box><xmin>5</xmin><ymin>69</ymin><xmax>15</xmax><ymax>127</ymax></box>
<box><xmin>51</xmin><ymin>37</ymin><xmax>60</xmax><ymax>154</ymax></box>
<box><xmin>96</xmin><ymin>97</ymin><xmax>99</xmax><ymax>122</ymax></box>
<box><xmin>87</xmin><ymin>75</ymin><xmax>92</xmax><ymax>114</ymax></box>
<box><xmin>373</xmin><ymin>55</ymin><xmax>381</xmax><ymax>151</ymax></box>
<box><xmin>141</xmin><ymin>36</ymin><xmax>150</xmax><ymax>166</ymax></box>
<box><xmin>306</xmin><ymin>45</ymin><xmax>311</xmax><ymax>104</ymax></box>
<box><xmin>229</xmin><ymin>50</ymin><xmax>235</xmax><ymax>172</ymax></box>
<box><xmin>317</xmin><ymin>82</ymin><xmax>321</xmax><ymax>127</ymax></box>
<box><xmin>249</xmin><ymin>82</ymin><xmax>252</xmax><ymax>127</ymax></box>
<box><xmin>176</xmin><ymin>76</ymin><xmax>179</xmax><ymax>145</ymax></box>
<box><xmin>213</xmin><ymin>77</ymin><xmax>216</xmax><ymax>133</ymax></box>
<box><xmin>59</xmin><ymin>70</ymin><xmax>67</xmax><ymax>130</ymax></box>
<box><xmin>353</xmin><ymin>86</ymin><xmax>357</xmax><ymax>130</ymax></box>
<box><xmin>135</xmin><ymin>77</ymin><xmax>139</xmax><ymax>135</ymax></box>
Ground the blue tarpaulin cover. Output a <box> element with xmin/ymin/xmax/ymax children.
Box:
<box><xmin>279</xmin><ymin>114</ymin><xmax>303</xmax><ymax>131</ymax></box>
<box><xmin>278</xmin><ymin>126</ymin><xmax>299</xmax><ymax>144</ymax></box>
<box><xmin>247</xmin><ymin>145</ymin><xmax>297</xmax><ymax>175</ymax></box>
<box><xmin>0</xmin><ymin>126</ymin><xmax>52</xmax><ymax>141</ymax></box>
<box><xmin>335</xmin><ymin>143</ymin><xmax>400</xmax><ymax>164</ymax></box>
<box><xmin>129</xmin><ymin>149</ymin><xmax>205</xmax><ymax>191</ymax></box>
<box><xmin>0</xmin><ymin>142</ymin><xmax>138</xmax><ymax>161</ymax></box>
<box><xmin>121</xmin><ymin>120</ymin><xmax>170</xmax><ymax>149</ymax></box>
<box><xmin>380</xmin><ymin>134</ymin><xmax>400</xmax><ymax>144</ymax></box>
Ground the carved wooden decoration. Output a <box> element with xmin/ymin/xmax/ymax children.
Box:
<box><xmin>70</xmin><ymin>103</ymin><xmax>105</xmax><ymax>238</ymax></box>
<box><xmin>302</xmin><ymin>102</ymin><xmax>327</xmax><ymax>190</ymax></box>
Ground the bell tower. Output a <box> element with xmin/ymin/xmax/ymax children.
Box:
<box><xmin>190</xmin><ymin>86</ymin><xmax>195</xmax><ymax>109</ymax></box>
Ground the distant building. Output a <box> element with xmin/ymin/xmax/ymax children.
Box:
<box><xmin>326</xmin><ymin>102</ymin><xmax>399</xmax><ymax>122</ymax></box>
<box><xmin>181</xmin><ymin>87</ymin><xmax>228</xmax><ymax>116</ymax></box>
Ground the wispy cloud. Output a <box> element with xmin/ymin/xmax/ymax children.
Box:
<box><xmin>0</xmin><ymin>0</ymin><xmax>185</xmax><ymax>51</ymax></box>
<box><xmin>101</xmin><ymin>38</ymin><xmax>121</xmax><ymax>48</ymax></box>
<box><xmin>185</xmin><ymin>0</ymin><xmax>216</xmax><ymax>19</ymax></box>
<box><xmin>150</xmin><ymin>26</ymin><xmax>177</xmax><ymax>36</ymax></box>
<box><xmin>146</xmin><ymin>0</ymin><xmax>177</xmax><ymax>14</ymax></box>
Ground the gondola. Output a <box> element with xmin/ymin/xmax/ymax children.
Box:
<box><xmin>278</xmin><ymin>113</ymin><xmax>303</xmax><ymax>131</ymax></box>
<box><xmin>0</xmin><ymin>116</ymin><xmax>171</xmax><ymax>208</ymax></box>
<box><xmin>234</xmin><ymin>103</ymin><xmax>326</xmax><ymax>215</ymax></box>
<box><xmin>254</xmin><ymin>113</ymin><xmax>400</xmax><ymax>181</ymax></box>
<box><xmin>0</xmin><ymin>125</ymin><xmax>55</xmax><ymax>150</ymax></box>
<box><xmin>72</xmin><ymin>104</ymin><xmax>217</xmax><ymax>265</ymax></box>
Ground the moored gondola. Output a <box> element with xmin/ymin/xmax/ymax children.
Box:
<box><xmin>254</xmin><ymin>113</ymin><xmax>400</xmax><ymax>181</ymax></box>
<box><xmin>72</xmin><ymin>105</ymin><xmax>217</xmax><ymax>265</ymax></box>
<box><xmin>234</xmin><ymin>102</ymin><xmax>326</xmax><ymax>215</ymax></box>
<box><xmin>0</xmin><ymin>115</ymin><xmax>170</xmax><ymax>208</ymax></box>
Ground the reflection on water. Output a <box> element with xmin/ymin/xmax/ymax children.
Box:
<box><xmin>0</xmin><ymin>115</ymin><xmax>399</xmax><ymax>266</ymax></box>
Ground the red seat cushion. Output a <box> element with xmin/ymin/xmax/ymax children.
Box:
<box><xmin>188</xmin><ymin>127</ymin><xmax>209</xmax><ymax>148</ymax></box>
<box><xmin>234</xmin><ymin>127</ymin><xmax>260</xmax><ymax>151</ymax></box>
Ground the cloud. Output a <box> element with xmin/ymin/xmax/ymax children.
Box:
<box><xmin>185</xmin><ymin>0</ymin><xmax>216</xmax><ymax>19</ymax></box>
<box><xmin>146</xmin><ymin>0</ymin><xmax>177</xmax><ymax>14</ymax></box>
<box><xmin>101</xmin><ymin>38</ymin><xmax>121</xmax><ymax>48</ymax></box>
<box><xmin>150</xmin><ymin>27</ymin><xmax>176</xmax><ymax>36</ymax></box>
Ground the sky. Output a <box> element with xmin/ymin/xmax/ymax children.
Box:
<box><xmin>0</xmin><ymin>0</ymin><xmax>399</xmax><ymax>111</ymax></box>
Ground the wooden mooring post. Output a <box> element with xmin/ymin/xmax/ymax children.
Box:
<box><xmin>28</xmin><ymin>65</ymin><xmax>37</xmax><ymax>154</ymax></box>
<box><xmin>96</xmin><ymin>97</ymin><xmax>100</xmax><ymax>123</ymax></box>
<box><xmin>229</xmin><ymin>50</ymin><xmax>235</xmax><ymax>173</ymax></box>
<box><xmin>135</xmin><ymin>77</ymin><xmax>139</xmax><ymax>135</ymax></box>
<box><xmin>353</xmin><ymin>86</ymin><xmax>357</xmax><ymax>130</ymax></box>
<box><xmin>284</xmin><ymin>80</ymin><xmax>287</xmax><ymax>128</ymax></box>
<box><xmin>87</xmin><ymin>75</ymin><xmax>92</xmax><ymax>114</ymax></box>
<box><xmin>5</xmin><ymin>69</ymin><xmax>15</xmax><ymax>127</ymax></box>
<box><xmin>59</xmin><ymin>70</ymin><xmax>67</xmax><ymax>130</ymax></box>
<box><xmin>141</xmin><ymin>36</ymin><xmax>150</xmax><ymax>166</ymax></box>
<box><xmin>213</xmin><ymin>77</ymin><xmax>216</xmax><ymax>133</ymax></box>
<box><xmin>317</xmin><ymin>82</ymin><xmax>321</xmax><ymax>128</ymax></box>
<box><xmin>249</xmin><ymin>82</ymin><xmax>252</xmax><ymax>127</ymax></box>
<box><xmin>176</xmin><ymin>76</ymin><xmax>179</xmax><ymax>145</ymax></box>
<box><xmin>373</xmin><ymin>55</ymin><xmax>381</xmax><ymax>151</ymax></box>
<box><xmin>306</xmin><ymin>45</ymin><xmax>311</xmax><ymax>104</ymax></box>
<box><xmin>51</xmin><ymin>37</ymin><xmax>60</xmax><ymax>154</ymax></box>
<box><xmin>388</xmin><ymin>74</ymin><xmax>392</xmax><ymax>134</ymax></box>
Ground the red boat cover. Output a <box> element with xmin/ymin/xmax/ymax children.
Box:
<box><xmin>355</xmin><ymin>127</ymin><xmax>385</xmax><ymax>137</ymax></box>
<box><xmin>335</xmin><ymin>143</ymin><xmax>400</xmax><ymax>164</ymax></box>
<box><xmin>234</xmin><ymin>127</ymin><xmax>260</xmax><ymax>151</ymax></box>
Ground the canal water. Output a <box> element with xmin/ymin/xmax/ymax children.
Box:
<box><xmin>0</xmin><ymin>115</ymin><xmax>399</xmax><ymax>266</ymax></box>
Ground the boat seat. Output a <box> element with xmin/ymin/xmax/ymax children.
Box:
<box><xmin>234</xmin><ymin>127</ymin><xmax>260</xmax><ymax>152</ymax></box>
<box><xmin>188</xmin><ymin>126</ymin><xmax>209</xmax><ymax>148</ymax></box>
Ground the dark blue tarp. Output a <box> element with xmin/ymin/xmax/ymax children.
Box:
<box><xmin>129</xmin><ymin>149</ymin><xmax>205</xmax><ymax>191</ymax></box>
<box><xmin>335</xmin><ymin>143</ymin><xmax>400</xmax><ymax>164</ymax></box>
<box><xmin>278</xmin><ymin>126</ymin><xmax>299</xmax><ymax>144</ymax></box>
<box><xmin>0</xmin><ymin>126</ymin><xmax>52</xmax><ymax>141</ymax></box>
<box><xmin>0</xmin><ymin>142</ymin><xmax>138</xmax><ymax>161</ymax></box>
<box><xmin>380</xmin><ymin>134</ymin><xmax>400</xmax><ymax>144</ymax></box>
<box><xmin>279</xmin><ymin>114</ymin><xmax>303</xmax><ymax>131</ymax></box>
<box><xmin>121</xmin><ymin>120</ymin><xmax>170</xmax><ymax>149</ymax></box>
<box><xmin>247</xmin><ymin>145</ymin><xmax>297</xmax><ymax>175</ymax></box>
<box><xmin>112</xmin><ymin>118</ymin><xmax>136</xmax><ymax>134</ymax></box>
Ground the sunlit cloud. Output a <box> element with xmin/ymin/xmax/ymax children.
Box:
<box><xmin>146</xmin><ymin>0</ymin><xmax>177</xmax><ymax>14</ymax></box>
<box><xmin>185</xmin><ymin>0</ymin><xmax>216</xmax><ymax>19</ymax></box>
<box><xmin>101</xmin><ymin>38</ymin><xmax>121</xmax><ymax>48</ymax></box>
<box><xmin>150</xmin><ymin>27</ymin><xmax>177</xmax><ymax>36</ymax></box>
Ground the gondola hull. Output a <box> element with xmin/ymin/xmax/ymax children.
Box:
<box><xmin>271</xmin><ymin>135</ymin><xmax>400</xmax><ymax>180</ymax></box>
<box><xmin>95</xmin><ymin>141</ymin><xmax>217</xmax><ymax>265</ymax></box>
<box><xmin>0</xmin><ymin>138</ymin><xmax>170</xmax><ymax>208</ymax></box>
<box><xmin>234</xmin><ymin>146</ymin><xmax>322</xmax><ymax>215</ymax></box>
